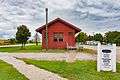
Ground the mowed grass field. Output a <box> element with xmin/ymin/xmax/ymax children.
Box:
<box><xmin>0</xmin><ymin>45</ymin><xmax>66</xmax><ymax>53</ymax></box>
<box><xmin>0</xmin><ymin>44</ymin><xmax>66</xmax><ymax>53</ymax></box>
<box><xmin>0</xmin><ymin>44</ymin><xmax>42</xmax><ymax>53</ymax></box>
<box><xmin>0</xmin><ymin>60</ymin><xmax>28</xmax><ymax>80</ymax></box>
<box><xmin>22</xmin><ymin>59</ymin><xmax>120</xmax><ymax>80</ymax></box>
<box><xmin>0</xmin><ymin>44</ymin><xmax>96</xmax><ymax>54</ymax></box>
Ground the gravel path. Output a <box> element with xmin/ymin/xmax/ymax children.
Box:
<box><xmin>0</xmin><ymin>45</ymin><xmax>119</xmax><ymax>80</ymax></box>
<box><xmin>0</xmin><ymin>52</ymin><xmax>96</xmax><ymax>80</ymax></box>
<box><xmin>0</xmin><ymin>52</ymin><xmax>96</xmax><ymax>61</ymax></box>
<box><xmin>0</xmin><ymin>54</ymin><xmax>67</xmax><ymax>80</ymax></box>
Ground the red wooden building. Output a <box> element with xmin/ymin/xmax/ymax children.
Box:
<box><xmin>36</xmin><ymin>18</ymin><xmax>81</xmax><ymax>49</ymax></box>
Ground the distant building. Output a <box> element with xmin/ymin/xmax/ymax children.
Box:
<box><xmin>36</xmin><ymin>18</ymin><xmax>81</xmax><ymax>49</ymax></box>
<box><xmin>86</xmin><ymin>41</ymin><xmax>100</xmax><ymax>45</ymax></box>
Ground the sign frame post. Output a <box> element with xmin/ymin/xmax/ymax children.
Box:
<box><xmin>97</xmin><ymin>43</ymin><xmax>116</xmax><ymax>72</ymax></box>
<box><xmin>112</xmin><ymin>44</ymin><xmax>116</xmax><ymax>72</ymax></box>
<box><xmin>97</xmin><ymin>43</ymin><xmax>101</xmax><ymax>72</ymax></box>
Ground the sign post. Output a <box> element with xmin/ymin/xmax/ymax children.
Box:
<box><xmin>97</xmin><ymin>43</ymin><xmax>116</xmax><ymax>72</ymax></box>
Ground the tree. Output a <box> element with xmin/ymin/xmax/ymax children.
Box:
<box><xmin>8</xmin><ymin>38</ymin><xmax>16</xmax><ymax>44</ymax></box>
<box><xmin>87</xmin><ymin>35</ymin><xmax>94</xmax><ymax>41</ymax></box>
<box><xmin>113</xmin><ymin>35</ymin><xmax>120</xmax><ymax>46</ymax></box>
<box><xmin>93</xmin><ymin>33</ymin><xmax>103</xmax><ymax>42</ymax></box>
<box><xmin>76</xmin><ymin>32</ymin><xmax>88</xmax><ymax>44</ymax></box>
<box><xmin>34</xmin><ymin>32</ymin><xmax>39</xmax><ymax>46</ymax></box>
<box><xmin>28</xmin><ymin>40</ymin><xmax>34</xmax><ymax>43</ymax></box>
<box><xmin>16</xmin><ymin>25</ymin><xmax>31</xmax><ymax>48</ymax></box>
<box><xmin>105</xmin><ymin>31</ymin><xmax>120</xmax><ymax>43</ymax></box>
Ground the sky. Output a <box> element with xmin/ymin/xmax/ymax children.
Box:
<box><xmin>0</xmin><ymin>0</ymin><xmax>120</xmax><ymax>39</ymax></box>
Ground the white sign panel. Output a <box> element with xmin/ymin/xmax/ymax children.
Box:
<box><xmin>97</xmin><ymin>43</ymin><xmax>116</xmax><ymax>72</ymax></box>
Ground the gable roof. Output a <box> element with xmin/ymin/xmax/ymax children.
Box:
<box><xmin>36</xmin><ymin>18</ymin><xmax>81</xmax><ymax>33</ymax></box>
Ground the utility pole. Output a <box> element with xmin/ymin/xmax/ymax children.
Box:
<box><xmin>45</xmin><ymin>8</ymin><xmax>48</xmax><ymax>50</ymax></box>
<box><xmin>35</xmin><ymin>32</ymin><xmax>38</xmax><ymax>46</ymax></box>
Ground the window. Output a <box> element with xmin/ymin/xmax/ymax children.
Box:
<box><xmin>68</xmin><ymin>32</ymin><xmax>74</xmax><ymax>36</ymax></box>
<box><xmin>53</xmin><ymin>32</ymin><xmax>63</xmax><ymax>42</ymax></box>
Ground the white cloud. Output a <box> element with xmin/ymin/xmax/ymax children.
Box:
<box><xmin>0</xmin><ymin>0</ymin><xmax>120</xmax><ymax>39</ymax></box>
<box><xmin>41</xmin><ymin>0</ymin><xmax>76</xmax><ymax>10</ymax></box>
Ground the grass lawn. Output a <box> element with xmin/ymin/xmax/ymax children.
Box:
<box><xmin>0</xmin><ymin>44</ymin><xmax>95</xmax><ymax>54</ymax></box>
<box><xmin>0</xmin><ymin>60</ymin><xmax>28</xmax><ymax>80</ymax></box>
<box><xmin>0</xmin><ymin>44</ymin><xmax>67</xmax><ymax>53</ymax></box>
<box><xmin>77</xmin><ymin>48</ymin><xmax>97</xmax><ymax>54</ymax></box>
<box><xmin>22</xmin><ymin>59</ymin><xmax>120</xmax><ymax>80</ymax></box>
<box><xmin>0</xmin><ymin>45</ymin><xmax>42</xmax><ymax>53</ymax></box>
